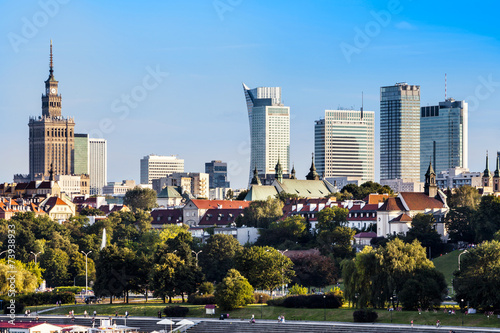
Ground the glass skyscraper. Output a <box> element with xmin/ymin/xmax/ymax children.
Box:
<box><xmin>73</xmin><ymin>133</ymin><xmax>89</xmax><ymax>175</ymax></box>
<box><xmin>205</xmin><ymin>160</ymin><xmax>230</xmax><ymax>189</ymax></box>
<box><xmin>315</xmin><ymin>110</ymin><xmax>375</xmax><ymax>182</ymax></box>
<box><xmin>380</xmin><ymin>83</ymin><xmax>421</xmax><ymax>180</ymax></box>
<box><xmin>243</xmin><ymin>84</ymin><xmax>290</xmax><ymax>184</ymax></box>
<box><xmin>420</xmin><ymin>98</ymin><xmax>468</xmax><ymax>181</ymax></box>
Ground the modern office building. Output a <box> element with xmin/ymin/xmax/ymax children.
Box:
<box><xmin>380</xmin><ymin>83</ymin><xmax>421</xmax><ymax>181</ymax></box>
<box><xmin>89</xmin><ymin>138</ymin><xmax>107</xmax><ymax>195</ymax></box>
<box><xmin>29</xmin><ymin>41</ymin><xmax>75</xmax><ymax>180</ymax></box>
<box><xmin>420</xmin><ymin>98</ymin><xmax>468</xmax><ymax>181</ymax></box>
<box><xmin>315</xmin><ymin>110</ymin><xmax>375</xmax><ymax>182</ymax></box>
<box><xmin>205</xmin><ymin>160</ymin><xmax>230</xmax><ymax>189</ymax></box>
<box><xmin>153</xmin><ymin>172</ymin><xmax>209</xmax><ymax>199</ymax></box>
<box><xmin>73</xmin><ymin>133</ymin><xmax>89</xmax><ymax>175</ymax></box>
<box><xmin>243</xmin><ymin>84</ymin><xmax>290</xmax><ymax>184</ymax></box>
<box><xmin>140</xmin><ymin>154</ymin><xmax>184</xmax><ymax>185</ymax></box>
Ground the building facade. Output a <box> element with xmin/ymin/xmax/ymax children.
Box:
<box><xmin>380</xmin><ymin>83</ymin><xmax>421</xmax><ymax>180</ymax></box>
<box><xmin>315</xmin><ymin>110</ymin><xmax>375</xmax><ymax>182</ymax></box>
<box><xmin>73</xmin><ymin>133</ymin><xmax>89</xmax><ymax>175</ymax></box>
<box><xmin>243</xmin><ymin>84</ymin><xmax>290</xmax><ymax>184</ymax></box>
<box><xmin>154</xmin><ymin>172</ymin><xmax>209</xmax><ymax>199</ymax></box>
<box><xmin>205</xmin><ymin>160</ymin><xmax>230</xmax><ymax>189</ymax></box>
<box><xmin>89</xmin><ymin>138</ymin><xmax>107</xmax><ymax>195</ymax></box>
<box><xmin>435</xmin><ymin>167</ymin><xmax>481</xmax><ymax>189</ymax></box>
<box><xmin>420</xmin><ymin>98</ymin><xmax>468</xmax><ymax>181</ymax></box>
<box><xmin>140</xmin><ymin>154</ymin><xmax>184</xmax><ymax>185</ymax></box>
<box><xmin>29</xmin><ymin>41</ymin><xmax>75</xmax><ymax>180</ymax></box>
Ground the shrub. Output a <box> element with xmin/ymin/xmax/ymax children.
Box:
<box><xmin>198</xmin><ymin>282</ymin><xmax>214</xmax><ymax>295</ymax></box>
<box><xmin>288</xmin><ymin>284</ymin><xmax>308</xmax><ymax>295</ymax></box>
<box><xmin>253</xmin><ymin>292</ymin><xmax>271</xmax><ymax>304</ymax></box>
<box><xmin>187</xmin><ymin>294</ymin><xmax>216</xmax><ymax>305</ymax></box>
<box><xmin>52</xmin><ymin>291</ymin><xmax>76</xmax><ymax>304</ymax></box>
<box><xmin>282</xmin><ymin>294</ymin><xmax>342</xmax><ymax>309</ymax></box>
<box><xmin>0</xmin><ymin>298</ymin><xmax>25</xmax><ymax>314</ymax></box>
<box><xmin>266</xmin><ymin>296</ymin><xmax>286</xmax><ymax>307</ymax></box>
<box><xmin>163</xmin><ymin>306</ymin><xmax>189</xmax><ymax>317</ymax></box>
<box><xmin>17</xmin><ymin>291</ymin><xmax>75</xmax><ymax>306</ymax></box>
<box><xmin>214</xmin><ymin>269</ymin><xmax>254</xmax><ymax>311</ymax></box>
<box><xmin>353</xmin><ymin>309</ymin><xmax>378</xmax><ymax>323</ymax></box>
<box><xmin>53</xmin><ymin>286</ymin><xmax>86</xmax><ymax>294</ymax></box>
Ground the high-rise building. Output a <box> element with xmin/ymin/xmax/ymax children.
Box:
<box><xmin>29</xmin><ymin>41</ymin><xmax>75</xmax><ymax>180</ymax></box>
<box><xmin>315</xmin><ymin>110</ymin><xmax>375</xmax><ymax>182</ymax></box>
<box><xmin>73</xmin><ymin>133</ymin><xmax>89</xmax><ymax>175</ymax></box>
<box><xmin>243</xmin><ymin>84</ymin><xmax>290</xmax><ymax>184</ymax></box>
<box><xmin>205</xmin><ymin>160</ymin><xmax>230</xmax><ymax>189</ymax></box>
<box><xmin>89</xmin><ymin>138</ymin><xmax>107</xmax><ymax>195</ymax></box>
<box><xmin>380</xmin><ymin>83</ymin><xmax>421</xmax><ymax>180</ymax></box>
<box><xmin>140</xmin><ymin>154</ymin><xmax>184</xmax><ymax>185</ymax></box>
<box><xmin>420</xmin><ymin>98</ymin><xmax>468</xmax><ymax>181</ymax></box>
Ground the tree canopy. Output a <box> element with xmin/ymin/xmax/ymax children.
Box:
<box><xmin>123</xmin><ymin>187</ymin><xmax>158</xmax><ymax>211</ymax></box>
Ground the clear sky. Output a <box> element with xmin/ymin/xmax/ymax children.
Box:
<box><xmin>1</xmin><ymin>0</ymin><xmax>500</xmax><ymax>189</ymax></box>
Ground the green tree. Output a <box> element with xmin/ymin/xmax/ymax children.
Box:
<box><xmin>404</xmin><ymin>213</ymin><xmax>443</xmax><ymax>258</ymax></box>
<box><xmin>214</xmin><ymin>269</ymin><xmax>254</xmax><ymax>311</ymax></box>
<box><xmin>199</xmin><ymin>234</ymin><xmax>242</xmax><ymax>283</ymax></box>
<box><xmin>236</xmin><ymin>246</ymin><xmax>294</xmax><ymax>292</ymax></box>
<box><xmin>150</xmin><ymin>249</ymin><xmax>184</xmax><ymax>303</ymax></box>
<box><xmin>288</xmin><ymin>284</ymin><xmax>308</xmax><ymax>295</ymax></box>
<box><xmin>256</xmin><ymin>216</ymin><xmax>306</xmax><ymax>247</ymax></box>
<box><xmin>225</xmin><ymin>189</ymin><xmax>234</xmax><ymax>200</ymax></box>
<box><xmin>123</xmin><ymin>187</ymin><xmax>158</xmax><ymax>211</ymax></box>
<box><xmin>445</xmin><ymin>206</ymin><xmax>477</xmax><ymax>243</ymax></box>
<box><xmin>41</xmin><ymin>248</ymin><xmax>71</xmax><ymax>287</ymax></box>
<box><xmin>290</xmin><ymin>251</ymin><xmax>337</xmax><ymax>288</ymax></box>
<box><xmin>235</xmin><ymin>190</ymin><xmax>248</xmax><ymax>201</ymax></box>
<box><xmin>0</xmin><ymin>259</ymin><xmax>43</xmax><ymax>295</ymax></box>
<box><xmin>235</xmin><ymin>197</ymin><xmax>283</xmax><ymax>228</ymax></box>
<box><xmin>447</xmin><ymin>185</ymin><xmax>481</xmax><ymax>209</ymax></box>
<box><xmin>317</xmin><ymin>226</ymin><xmax>355</xmax><ymax>258</ymax></box>
<box><xmin>453</xmin><ymin>240</ymin><xmax>500</xmax><ymax>310</ymax></box>
<box><xmin>316</xmin><ymin>207</ymin><xmax>349</xmax><ymax>232</ymax></box>
<box><xmin>475</xmin><ymin>195</ymin><xmax>500</xmax><ymax>242</ymax></box>
<box><xmin>80</xmin><ymin>207</ymin><xmax>105</xmax><ymax>216</ymax></box>
<box><xmin>398</xmin><ymin>268</ymin><xmax>447</xmax><ymax>310</ymax></box>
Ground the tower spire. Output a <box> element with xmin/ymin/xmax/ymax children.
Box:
<box><xmin>49</xmin><ymin>40</ymin><xmax>54</xmax><ymax>80</ymax></box>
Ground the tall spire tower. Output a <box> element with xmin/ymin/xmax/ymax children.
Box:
<box><xmin>29</xmin><ymin>40</ymin><xmax>75</xmax><ymax>180</ymax></box>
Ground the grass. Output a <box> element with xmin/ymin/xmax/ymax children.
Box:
<box><xmin>27</xmin><ymin>302</ymin><xmax>500</xmax><ymax>328</ymax></box>
<box><xmin>432</xmin><ymin>250</ymin><xmax>461</xmax><ymax>286</ymax></box>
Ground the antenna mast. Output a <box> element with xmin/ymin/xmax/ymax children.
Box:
<box><xmin>445</xmin><ymin>73</ymin><xmax>447</xmax><ymax>100</ymax></box>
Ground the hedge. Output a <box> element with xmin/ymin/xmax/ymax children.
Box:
<box><xmin>17</xmin><ymin>291</ymin><xmax>75</xmax><ymax>306</ymax></box>
<box><xmin>353</xmin><ymin>309</ymin><xmax>378</xmax><ymax>322</ymax></box>
<box><xmin>163</xmin><ymin>306</ymin><xmax>189</xmax><ymax>317</ymax></box>
<box><xmin>187</xmin><ymin>294</ymin><xmax>216</xmax><ymax>305</ymax></box>
<box><xmin>267</xmin><ymin>294</ymin><xmax>342</xmax><ymax>309</ymax></box>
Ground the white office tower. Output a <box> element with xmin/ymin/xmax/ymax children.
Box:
<box><xmin>243</xmin><ymin>83</ymin><xmax>290</xmax><ymax>184</ymax></box>
<box><xmin>140</xmin><ymin>154</ymin><xmax>185</xmax><ymax>185</ymax></box>
<box><xmin>315</xmin><ymin>110</ymin><xmax>375</xmax><ymax>182</ymax></box>
<box><xmin>89</xmin><ymin>138</ymin><xmax>107</xmax><ymax>195</ymax></box>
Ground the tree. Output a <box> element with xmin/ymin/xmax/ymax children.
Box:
<box><xmin>317</xmin><ymin>226</ymin><xmax>355</xmax><ymax>258</ymax></box>
<box><xmin>235</xmin><ymin>197</ymin><xmax>283</xmax><ymax>228</ymax></box>
<box><xmin>399</xmin><ymin>268</ymin><xmax>447</xmax><ymax>310</ymax></box>
<box><xmin>199</xmin><ymin>234</ymin><xmax>242</xmax><ymax>283</ymax></box>
<box><xmin>445</xmin><ymin>206</ymin><xmax>476</xmax><ymax>243</ymax></box>
<box><xmin>214</xmin><ymin>269</ymin><xmax>254</xmax><ymax>311</ymax></box>
<box><xmin>150</xmin><ymin>249</ymin><xmax>184</xmax><ymax>303</ymax></box>
<box><xmin>225</xmin><ymin>189</ymin><xmax>234</xmax><ymax>200</ymax></box>
<box><xmin>405</xmin><ymin>213</ymin><xmax>443</xmax><ymax>258</ymax></box>
<box><xmin>453</xmin><ymin>240</ymin><xmax>500</xmax><ymax>310</ymax></box>
<box><xmin>236</xmin><ymin>246</ymin><xmax>294</xmax><ymax>292</ymax></box>
<box><xmin>0</xmin><ymin>259</ymin><xmax>43</xmax><ymax>295</ymax></box>
<box><xmin>475</xmin><ymin>195</ymin><xmax>500</xmax><ymax>242</ymax></box>
<box><xmin>235</xmin><ymin>190</ymin><xmax>248</xmax><ymax>201</ymax></box>
<box><xmin>447</xmin><ymin>185</ymin><xmax>481</xmax><ymax>209</ymax></box>
<box><xmin>340</xmin><ymin>182</ymin><xmax>393</xmax><ymax>200</ymax></box>
<box><xmin>316</xmin><ymin>207</ymin><xmax>349</xmax><ymax>232</ymax></box>
<box><xmin>123</xmin><ymin>187</ymin><xmax>158</xmax><ymax>211</ymax></box>
<box><xmin>289</xmin><ymin>251</ymin><xmax>337</xmax><ymax>288</ymax></box>
<box><xmin>41</xmin><ymin>248</ymin><xmax>71</xmax><ymax>287</ymax></box>
<box><xmin>256</xmin><ymin>216</ymin><xmax>306</xmax><ymax>247</ymax></box>
<box><xmin>80</xmin><ymin>207</ymin><xmax>105</xmax><ymax>216</ymax></box>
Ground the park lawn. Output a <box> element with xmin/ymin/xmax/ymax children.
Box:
<box><xmin>32</xmin><ymin>303</ymin><xmax>500</xmax><ymax>328</ymax></box>
<box><xmin>432</xmin><ymin>249</ymin><xmax>460</xmax><ymax>285</ymax></box>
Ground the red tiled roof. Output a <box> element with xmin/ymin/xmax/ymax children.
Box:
<box><xmin>378</xmin><ymin>197</ymin><xmax>406</xmax><ymax>211</ymax></box>
<box><xmin>189</xmin><ymin>199</ymin><xmax>250</xmax><ymax>210</ymax></box>
<box><xmin>198</xmin><ymin>208</ymin><xmax>244</xmax><ymax>226</ymax></box>
<box><xmin>399</xmin><ymin>192</ymin><xmax>445</xmax><ymax>210</ymax></box>
<box><xmin>44</xmin><ymin>197</ymin><xmax>69</xmax><ymax>208</ymax></box>
<box><xmin>390</xmin><ymin>213</ymin><xmax>413</xmax><ymax>222</ymax></box>
<box><xmin>364</xmin><ymin>193</ymin><xmax>389</xmax><ymax>204</ymax></box>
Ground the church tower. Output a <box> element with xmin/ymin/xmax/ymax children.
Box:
<box><xmin>482</xmin><ymin>152</ymin><xmax>493</xmax><ymax>188</ymax></box>
<box><xmin>306</xmin><ymin>153</ymin><xmax>320</xmax><ymax>180</ymax></box>
<box><xmin>275</xmin><ymin>158</ymin><xmax>283</xmax><ymax>183</ymax></box>
<box><xmin>29</xmin><ymin>41</ymin><xmax>75</xmax><ymax>180</ymax></box>
<box><xmin>424</xmin><ymin>161</ymin><xmax>437</xmax><ymax>198</ymax></box>
<box><xmin>493</xmin><ymin>155</ymin><xmax>500</xmax><ymax>192</ymax></box>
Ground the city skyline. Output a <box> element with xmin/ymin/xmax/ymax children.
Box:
<box><xmin>1</xmin><ymin>1</ymin><xmax>500</xmax><ymax>189</ymax></box>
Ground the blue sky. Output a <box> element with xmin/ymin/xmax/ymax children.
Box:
<box><xmin>1</xmin><ymin>0</ymin><xmax>500</xmax><ymax>189</ymax></box>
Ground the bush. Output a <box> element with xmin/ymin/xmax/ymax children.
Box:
<box><xmin>17</xmin><ymin>291</ymin><xmax>75</xmax><ymax>306</ymax></box>
<box><xmin>187</xmin><ymin>294</ymin><xmax>216</xmax><ymax>305</ymax></box>
<box><xmin>163</xmin><ymin>306</ymin><xmax>189</xmax><ymax>317</ymax></box>
<box><xmin>353</xmin><ymin>309</ymin><xmax>378</xmax><ymax>323</ymax></box>
<box><xmin>198</xmin><ymin>282</ymin><xmax>214</xmax><ymax>295</ymax></box>
<box><xmin>282</xmin><ymin>294</ymin><xmax>342</xmax><ymax>309</ymax></box>
<box><xmin>288</xmin><ymin>284</ymin><xmax>308</xmax><ymax>295</ymax></box>
<box><xmin>53</xmin><ymin>286</ymin><xmax>86</xmax><ymax>294</ymax></box>
<box><xmin>266</xmin><ymin>296</ymin><xmax>286</xmax><ymax>307</ymax></box>
<box><xmin>253</xmin><ymin>292</ymin><xmax>271</xmax><ymax>304</ymax></box>
<box><xmin>0</xmin><ymin>298</ymin><xmax>25</xmax><ymax>314</ymax></box>
<box><xmin>214</xmin><ymin>269</ymin><xmax>254</xmax><ymax>311</ymax></box>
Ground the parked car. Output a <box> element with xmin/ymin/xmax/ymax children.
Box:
<box><xmin>84</xmin><ymin>296</ymin><xmax>101</xmax><ymax>304</ymax></box>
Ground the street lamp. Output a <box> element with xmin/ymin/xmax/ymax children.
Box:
<box><xmin>30</xmin><ymin>251</ymin><xmax>41</xmax><ymax>265</ymax></box>
<box><xmin>260</xmin><ymin>295</ymin><xmax>263</xmax><ymax>319</ymax></box>
<box><xmin>461</xmin><ymin>299</ymin><xmax>464</xmax><ymax>326</ymax></box>
<box><xmin>458</xmin><ymin>250</ymin><xmax>468</xmax><ymax>271</ymax></box>
<box><xmin>81</xmin><ymin>251</ymin><xmax>92</xmax><ymax>296</ymax></box>
<box><xmin>323</xmin><ymin>295</ymin><xmax>326</xmax><ymax>321</ymax></box>
<box><xmin>277</xmin><ymin>249</ymin><xmax>288</xmax><ymax>296</ymax></box>
<box><xmin>192</xmin><ymin>250</ymin><xmax>202</xmax><ymax>266</ymax></box>
<box><xmin>390</xmin><ymin>297</ymin><xmax>393</xmax><ymax>323</ymax></box>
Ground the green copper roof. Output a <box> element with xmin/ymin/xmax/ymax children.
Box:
<box><xmin>157</xmin><ymin>186</ymin><xmax>182</xmax><ymax>198</ymax></box>
<box><xmin>244</xmin><ymin>185</ymin><xmax>279</xmax><ymax>201</ymax></box>
<box><xmin>276</xmin><ymin>179</ymin><xmax>335</xmax><ymax>198</ymax></box>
